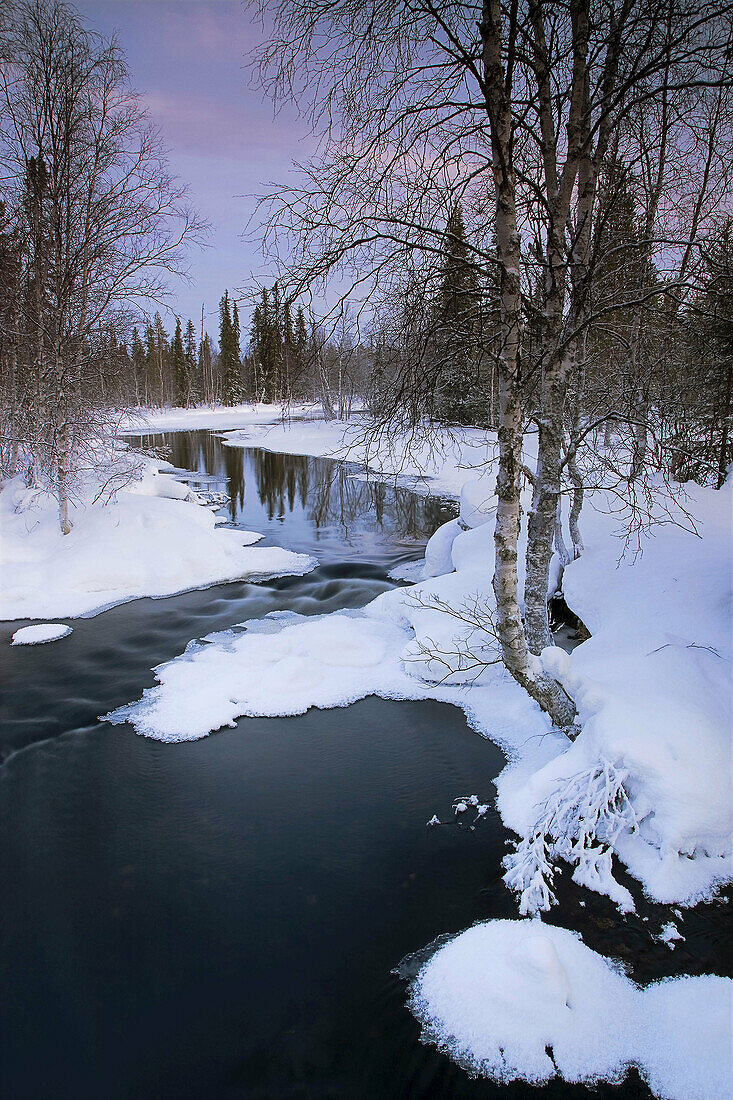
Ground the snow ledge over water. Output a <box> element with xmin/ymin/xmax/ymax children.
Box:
<box><xmin>405</xmin><ymin>919</ymin><xmax>732</xmax><ymax>1100</ymax></box>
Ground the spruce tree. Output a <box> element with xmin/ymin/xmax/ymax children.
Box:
<box><xmin>295</xmin><ymin>306</ymin><xmax>308</xmax><ymax>387</ymax></box>
<box><xmin>131</xmin><ymin>326</ymin><xmax>146</xmax><ymax>405</ymax></box>
<box><xmin>219</xmin><ymin>291</ymin><xmax>242</xmax><ymax>405</ymax></box>
<box><xmin>433</xmin><ymin>203</ymin><xmax>481</xmax><ymax>423</ymax></box>
<box><xmin>172</xmin><ymin>318</ymin><xmax>187</xmax><ymax>407</ymax></box>
<box><xmin>152</xmin><ymin>312</ymin><xmax>169</xmax><ymax>405</ymax></box>
<box><xmin>184</xmin><ymin>319</ymin><xmax>197</xmax><ymax>405</ymax></box>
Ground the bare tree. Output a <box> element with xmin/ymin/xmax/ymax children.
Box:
<box><xmin>0</xmin><ymin>0</ymin><xmax>204</xmax><ymax>531</ymax></box>
<box><xmin>251</xmin><ymin>0</ymin><xmax>732</xmax><ymax>729</ymax></box>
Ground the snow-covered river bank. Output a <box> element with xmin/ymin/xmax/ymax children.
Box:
<box><xmin>1</xmin><ymin>419</ymin><xmax>730</xmax><ymax>1099</ymax></box>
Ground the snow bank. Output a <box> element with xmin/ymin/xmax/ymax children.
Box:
<box><xmin>0</xmin><ymin>458</ymin><xmax>315</xmax><ymax>621</ymax></box>
<box><xmin>10</xmin><ymin>623</ymin><xmax>73</xmax><ymax>645</ymax></box>
<box><xmin>105</xmin><ymin>611</ymin><xmax>417</xmax><ymax>741</ymax></box>
<box><xmin>407</xmin><ymin>919</ymin><xmax>732</xmax><ymax>1100</ymax></box>
<box><xmin>122</xmin><ymin>401</ymin><xmax>323</xmax><ymax>435</ymax></box>
<box><xmin>500</xmin><ymin>481</ymin><xmax>733</xmax><ymax>909</ymax></box>
<box><xmin>125</xmin><ymin>402</ymin><xmax>497</xmax><ymax>499</ymax></box>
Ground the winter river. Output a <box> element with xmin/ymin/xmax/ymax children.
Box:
<box><xmin>1</xmin><ymin>430</ymin><xmax>729</xmax><ymax>1099</ymax></box>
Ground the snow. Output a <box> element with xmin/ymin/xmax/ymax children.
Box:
<box><xmin>503</xmin><ymin>480</ymin><xmax>733</xmax><ymax>908</ymax></box>
<box><xmin>658</xmin><ymin>922</ymin><xmax>685</xmax><ymax>949</ymax></box>
<box><xmin>406</xmin><ymin>918</ymin><xmax>732</xmax><ymax>1099</ymax></box>
<box><xmin>0</xmin><ymin>452</ymin><xmax>316</xmax><ymax>621</ymax></box>
<box><xmin>105</xmin><ymin>610</ymin><xmax>419</xmax><ymax>741</ymax></box>
<box><xmin>122</xmin><ymin>401</ymin><xmax>325</xmax><ymax>435</ymax></box>
<box><xmin>109</xmin><ymin>466</ymin><xmax>732</xmax><ymax>910</ymax></box>
<box><xmin>10</xmin><ymin>623</ymin><xmax>73</xmax><ymax>645</ymax></box>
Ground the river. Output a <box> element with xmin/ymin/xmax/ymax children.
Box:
<box><xmin>0</xmin><ymin>430</ymin><xmax>729</xmax><ymax>1099</ymax></box>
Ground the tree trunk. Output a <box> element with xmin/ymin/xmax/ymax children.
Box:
<box><xmin>717</xmin><ymin>358</ymin><xmax>733</xmax><ymax>488</ymax></box>
<box><xmin>481</xmin><ymin>0</ymin><xmax>576</xmax><ymax>732</ymax></box>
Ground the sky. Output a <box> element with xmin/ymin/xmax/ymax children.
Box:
<box><xmin>74</xmin><ymin>0</ymin><xmax>317</xmax><ymax>338</ymax></box>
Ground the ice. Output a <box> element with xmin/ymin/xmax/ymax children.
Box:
<box><xmin>407</xmin><ymin>918</ymin><xmax>732</xmax><ymax>1098</ymax></box>
<box><xmin>104</xmin><ymin>611</ymin><xmax>418</xmax><ymax>742</ymax></box>
<box><xmin>10</xmin><ymin>623</ymin><xmax>73</xmax><ymax>645</ymax></box>
<box><xmin>657</xmin><ymin>922</ymin><xmax>685</xmax><ymax>949</ymax></box>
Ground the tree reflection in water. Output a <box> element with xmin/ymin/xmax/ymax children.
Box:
<box><xmin>250</xmin><ymin>447</ymin><xmax>451</xmax><ymax>542</ymax></box>
<box><xmin>127</xmin><ymin>429</ymin><xmax>456</xmax><ymax>548</ymax></box>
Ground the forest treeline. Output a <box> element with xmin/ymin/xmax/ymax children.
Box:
<box><xmin>112</xmin><ymin>288</ymin><xmax>372</xmax><ymax>417</ymax></box>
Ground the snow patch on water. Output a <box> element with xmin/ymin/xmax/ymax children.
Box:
<box><xmin>10</xmin><ymin>623</ymin><xmax>73</xmax><ymax>645</ymax></box>
<box><xmin>405</xmin><ymin>919</ymin><xmax>732</xmax><ymax>1099</ymax></box>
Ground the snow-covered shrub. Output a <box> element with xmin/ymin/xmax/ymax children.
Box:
<box><xmin>503</xmin><ymin>760</ymin><xmax>638</xmax><ymax>915</ymax></box>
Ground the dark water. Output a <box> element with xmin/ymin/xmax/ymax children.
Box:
<box><xmin>1</xmin><ymin>431</ymin><xmax>729</xmax><ymax>1100</ymax></box>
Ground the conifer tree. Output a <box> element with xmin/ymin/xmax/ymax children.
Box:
<box><xmin>199</xmin><ymin>332</ymin><xmax>215</xmax><ymax>405</ymax></box>
<box><xmin>219</xmin><ymin>291</ymin><xmax>242</xmax><ymax>405</ymax></box>
<box><xmin>130</xmin><ymin>327</ymin><xmax>146</xmax><ymax>406</ymax></box>
<box><xmin>152</xmin><ymin>312</ymin><xmax>169</xmax><ymax>405</ymax></box>
<box><xmin>171</xmin><ymin>318</ymin><xmax>187</xmax><ymax>407</ymax></box>
<box><xmin>295</xmin><ymin>306</ymin><xmax>308</xmax><ymax>387</ymax></box>
<box><xmin>433</xmin><ymin>203</ymin><xmax>482</xmax><ymax>422</ymax></box>
<box><xmin>184</xmin><ymin>319</ymin><xmax>197</xmax><ymax>405</ymax></box>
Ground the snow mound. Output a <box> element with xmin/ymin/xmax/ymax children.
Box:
<box><xmin>0</xmin><ymin>466</ymin><xmax>315</xmax><ymax>621</ymax></box>
<box><xmin>10</xmin><ymin>623</ymin><xmax>73</xmax><ymax>645</ymax></box>
<box><xmin>407</xmin><ymin>919</ymin><xmax>732</xmax><ymax>1100</ymax></box>
<box><xmin>500</xmin><ymin>480</ymin><xmax>733</xmax><ymax>909</ymax></box>
<box><xmin>104</xmin><ymin>611</ymin><xmax>417</xmax><ymax>742</ymax></box>
<box><xmin>459</xmin><ymin>477</ymin><xmax>497</xmax><ymax>529</ymax></box>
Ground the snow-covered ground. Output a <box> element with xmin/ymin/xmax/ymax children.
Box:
<box><xmin>405</xmin><ymin>919</ymin><xmax>732</xmax><ymax>1099</ymax></box>
<box><xmin>122</xmin><ymin>401</ymin><xmax>324</xmax><ymax>435</ymax></box>
<box><xmin>0</xmin><ymin>447</ymin><xmax>315</xmax><ymax>621</ymax></box>
<box><xmin>107</xmin><ymin>443</ymin><xmax>732</xmax><ymax>914</ymax></box>
<box><xmin>223</xmin><ymin>414</ymin><xmax>496</xmax><ymax>498</ymax></box>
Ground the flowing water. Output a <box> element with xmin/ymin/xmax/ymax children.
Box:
<box><xmin>1</xmin><ymin>430</ymin><xmax>729</xmax><ymax>1100</ymax></box>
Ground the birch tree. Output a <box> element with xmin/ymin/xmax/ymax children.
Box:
<box><xmin>0</xmin><ymin>0</ymin><xmax>203</xmax><ymax>530</ymax></box>
<box><xmin>252</xmin><ymin>0</ymin><xmax>732</xmax><ymax>729</ymax></box>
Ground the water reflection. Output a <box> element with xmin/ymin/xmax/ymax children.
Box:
<box><xmin>127</xmin><ymin>430</ymin><xmax>457</xmax><ymax>563</ymax></box>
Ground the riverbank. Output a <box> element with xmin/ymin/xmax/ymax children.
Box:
<box><xmin>112</xmin><ymin>406</ymin><xmax>733</xmax><ymax>918</ymax></box>
<box><xmin>0</xmin><ymin>443</ymin><xmax>315</xmax><ymax>621</ymax></box>
<box><xmin>128</xmin><ymin>401</ymin><xmax>498</xmax><ymax>498</ymax></box>
<box><xmin>107</xmin><ymin>413</ymin><xmax>732</xmax><ymax>1094</ymax></box>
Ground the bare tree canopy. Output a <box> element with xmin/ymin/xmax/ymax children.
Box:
<box><xmin>250</xmin><ymin>0</ymin><xmax>733</xmax><ymax>728</ymax></box>
<box><xmin>0</xmin><ymin>0</ymin><xmax>205</xmax><ymax>530</ymax></box>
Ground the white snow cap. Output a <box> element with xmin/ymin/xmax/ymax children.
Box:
<box><xmin>408</xmin><ymin>919</ymin><xmax>732</xmax><ymax>1100</ymax></box>
<box><xmin>10</xmin><ymin>623</ymin><xmax>73</xmax><ymax>645</ymax></box>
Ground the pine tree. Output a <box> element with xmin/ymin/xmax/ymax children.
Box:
<box><xmin>433</xmin><ymin>204</ymin><xmax>482</xmax><ymax>423</ymax></box>
<box><xmin>144</xmin><ymin>322</ymin><xmax>158</xmax><ymax>406</ymax></box>
<box><xmin>152</xmin><ymin>312</ymin><xmax>169</xmax><ymax>405</ymax></box>
<box><xmin>130</xmin><ymin>326</ymin><xmax>145</xmax><ymax>406</ymax></box>
<box><xmin>171</xmin><ymin>318</ymin><xmax>187</xmax><ymax>407</ymax></box>
<box><xmin>295</xmin><ymin>306</ymin><xmax>308</xmax><ymax>388</ymax></box>
<box><xmin>282</xmin><ymin>298</ymin><xmax>295</xmax><ymax>401</ymax></box>
<box><xmin>184</xmin><ymin>319</ymin><xmax>197</xmax><ymax>405</ymax></box>
<box><xmin>199</xmin><ymin>332</ymin><xmax>215</xmax><ymax>405</ymax></box>
<box><xmin>219</xmin><ymin>291</ymin><xmax>242</xmax><ymax>405</ymax></box>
